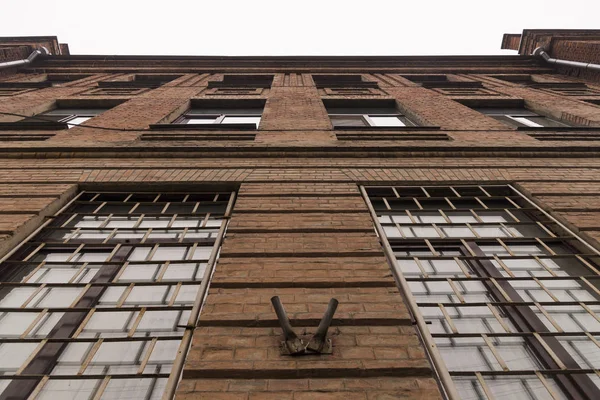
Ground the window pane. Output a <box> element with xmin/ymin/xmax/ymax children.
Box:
<box><xmin>330</xmin><ymin>115</ymin><xmax>366</xmax><ymax>127</ymax></box>
<box><xmin>184</xmin><ymin>117</ymin><xmax>218</xmax><ymax>124</ymax></box>
<box><xmin>509</xmin><ymin>116</ymin><xmax>544</xmax><ymax>127</ymax></box>
<box><xmin>221</xmin><ymin>116</ymin><xmax>261</xmax><ymax>127</ymax></box>
<box><xmin>36</xmin><ymin>379</ymin><xmax>100</xmax><ymax>400</ymax></box>
<box><xmin>66</xmin><ymin>116</ymin><xmax>92</xmax><ymax>128</ymax></box>
<box><xmin>369</xmin><ymin>116</ymin><xmax>405</xmax><ymax>127</ymax></box>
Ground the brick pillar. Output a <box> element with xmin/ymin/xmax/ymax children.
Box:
<box><xmin>177</xmin><ymin>182</ymin><xmax>441</xmax><ymax>399</ymax></box>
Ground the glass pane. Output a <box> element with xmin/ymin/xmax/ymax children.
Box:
<box><xmin>118</xmin><ymin>264</ymin><xmax>160</xmax><ymax>282</ymax></box>
<box><xmin>184</xmin><ymin>117</ymin><xmax>217</xmax><ymax>124</ymax></box>
<box><xmin>151</xmin><ymin>247</ymin><xmax>187</xmax><ymax>261</ymax></box>
<box><xmin>0</xmin><ymin>312</ymin><xmax>39</xmax><ymax>336</ymax></box>
<box><xmin>509</xmin><ymin>116</ymin><xmax>544</xmax><ymax>128</ymax></box>
<box><xmin>31</xmin><ymin>287</ymin><xmax>82</xmax><ymax>308</ymax></box>
<box><xmin>66</xmin><ymin>116</ymin><xmax>92</xmax><ymax>128</ymax></box>
<box><xmin>221</xmin><ymin>116</ymin><xmax>261</xmax><ymax>127</ymax></box>
<box><xmin>0</xmin><ymin>342</ymin><xmax>39</xmax><ymax>372</ymax></box>
<box><xmin>0</xmin><ymin>287</ymin><xmax>37</xmax><ymax>307</ymax></box>
<box><xmin>36</xmin><ymin>379</ymin><xmax>100</xmax><ymax>400</ymax></box>
<box><xmin>102</xmin><ymin>378</ymin><xmax>166</xmax><ymax>400</ymax></box>
<box><xmin>369</xmin><ymin>116</ymin><xmax>405</xmax><ymax>127</ymax></box>
<box><xmin>330</xmin><ymin>115</ymin><xmax>366</xmax><ymax>127</ymax></box>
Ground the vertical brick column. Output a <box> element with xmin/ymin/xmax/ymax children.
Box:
<box><xmin>177</xmin><ymin>183</ymin><xmax>441</xmax><ymax>399</ymax></box>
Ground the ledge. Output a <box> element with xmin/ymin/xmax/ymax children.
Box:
<box><xmin>333</xmin><ymin>126</ymin><xmax>441</xmax><ymax>131</ymax></box>
<box><xmin>140</xmin><ymin>133</ymin><xmax>256</xmax><ymax>141</ymax></box>
<box><xmin>97</xmin><ymin>81</ymin><xmax>162</xmax><ymax>88</ymax></box>
<box><xmin>149</xmin><ymin>123</ymin><xmax>258</xmax><ymax>131</ymax></box>
<box><xmin>0</xmin><ymin>82</ymin><xmax>52</xmax><ymax>88</ymax></box>
<box><xmin>421</xmin><ymin>81</ymin><xmax>483</xmax><ymax>89</ymax></box>
<box><xmin>0</xmin><ymin>134</ymin><xmax>53</xmax><ymax>141</ymax></box>
<box><xmin>517</xmin><ymin>126</ymin><xmax>600</xmax><ymax>131</ymax></box>
<box><xmin>207</xmin><ymin>82</ymin><xmax>271</xmax><ymax>88</ymax></box>
<box><xmin>0</xmin><ymin>121</ymin><xmax>68</xmax><ymax>131</ymax></box>
<box><xmin>336</xmin><ymin>133</ymin><xmax>450</xmax><ymax>141</ymax></box>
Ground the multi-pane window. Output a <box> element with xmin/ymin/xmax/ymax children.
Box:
<box><xmin>475</xmin><ymin>108</ymin><xmax>570</xmax><ymax>128</ymax></box>
<box><xmin>0</xmin><ymin>190</ymin><xmax>234</xmax><ymax>399</ymax></box>
<box><xmin>327</xmin><ymin>106</ymin><xmax>416</xmax><ymax>128</ymax></box>
<box><xmin>34</xmin><ymin>108</ymin><xmax>108</xmax><ymax>128</ymax></box>
<box><xmin>174</xmin><ymin>108</ymin><xmax>262</xmax><ymax>128</ymax></box>
<box><xmin>364</xmin><ymin>185</ymin><xmax>600</xmax><ymax>400</ymax></box>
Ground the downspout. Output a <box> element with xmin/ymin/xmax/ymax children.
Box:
<box><xmin>0</xmin><ymin>47</ymin><xmax>49</xmax><ymax>70</ymax></box>
<box><xmin>533</xmin><ymin>47</ymin><xmax>600</xmax><ymax>72</ymax></box>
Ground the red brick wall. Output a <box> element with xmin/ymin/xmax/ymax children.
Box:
<box><xmin>0</xmin><ymin>51</ymin><xmax>600</xmax><ymax>398</ymax></box>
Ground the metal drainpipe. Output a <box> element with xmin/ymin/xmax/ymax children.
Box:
<box><xmin>0</xmin><ymin>47</ymin><xmax>49</xmax><ymax>70</ymax></box>
<box><xmin>533</xmin><ymin>47</ymin><xmax>600</xmax><ymax>72</ymax></box>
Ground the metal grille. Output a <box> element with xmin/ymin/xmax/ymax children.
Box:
<box><xmin>0</xmin><ymin>190</ymin><xmax>235</xmax><ymax>400</ymax></box>
<box><xmin>362</xmin><ymin>184</ymin><xmax>600</xmax><ymax>400</ymax></box>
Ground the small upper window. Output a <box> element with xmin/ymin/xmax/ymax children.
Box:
<box><xmin>313</xmin><ymin>75</ymin><xmax>377</xmax><ymax>88</ymax></box>
<box><xmin>475</xmin><ymin>108</ymin><xmax>570</xmax><ymax>128</ymax></box>
<box><xmin>175</xmin><ymin>107</ymin><xmax>262</xmax><ymax>129</ymax></box>
<box><xmin>325</xmin><ymin>101</ymin><xmax>415</xmax><ymax>128</ymax></box>
<box><xmin>208</xmin><ymin>75</ymin><xmax>273</xmax><ymax>88</ymax></box>
<box><xmin>46</xmin><ymin>74</ymin><xmax>93</xmax><ymax>86</ymax></box>
<box><xmin>402</xmin><ymin>75</ymin><xmax>449</xmax><ymax>85</ymax></box>
<box><xmin>35</xmin><ymin>108</ymin><xmax>108</xmax><ymax>128</ymax></box>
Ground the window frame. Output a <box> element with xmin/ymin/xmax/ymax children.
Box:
<box><xmin>476</xmin><ymin>108</ymin><xmax>571</xmax><ymax>129</ymax></box>
<box><xmin>328</xmin><ymin>113</ymin><xmax>416</xmax><ymax>128</ymax></box>
<box><xmin>38</xmin><ymin>109</ymin><xmax>109</xmax><ymax>129</ymax></box>
<box><xmin>173</xmin><ymin>108</ymin><xmax>263</xmax><ymax>129</ymax></box>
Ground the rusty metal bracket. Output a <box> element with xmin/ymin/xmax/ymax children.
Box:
<box><xmin>271</xmin><ymin>296</ymin><xmax>339</xmax><ymax>356</ymax></box>
<box><xmin>270</xmin><ymin>296</ymin><xmax>305</xmax><ymax>355</ymax></box>
<box><xmin>306</xmin><ymin>298</ymin><xmax>338</xmax><ymax>354</ymax></box>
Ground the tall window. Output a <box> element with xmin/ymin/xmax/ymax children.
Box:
<box><xmin>35</xmin><ymin>108</ymin><xmax>109</xmax><ymax>128</ymax></box>
<box><xmin>173</xmin><ymin>100</ymin><xmax>264</xmax><ymax>129</ymax></box>
<box><xmin>364</xmin><ymin>184</ymin><xmax>600</xmax><ymax>400</ymax></box>
<box><xmin>175</xmin><ymin>107</ymin><xmax>263</xmax><ymax>128</ymax></box>
<box><xmin>475</xmin><ymin>108</ymin><xmax>570</xmax><ymax>128</ymax></box>
<box><xmin>325</xmin><ymin>102</ymin><xmax>416</xmax><ymax>128</ymax></box>
<box><xmin>0</xmin><ymin>190</ymin><xmax>234</xmax><ymax>399</ymax></box>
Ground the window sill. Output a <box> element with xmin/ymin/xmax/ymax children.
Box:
<box><xmin>421</xmin><ymin>81</ymin><xmax>483</xmax><ymax>89</ymax></box>
<box><xmin>98</xmin><ymin>82</ymin><xmax>162</xmax><ymax>89</ymax></box>
<box><xmin>316</xmin><ymin>82</ymin><xmax>379</xmax><ymax>89</ymax></box>
<box><xmin>336</xmin><ymin>133</ymin><xmax>450</xmax><ymax>141</ymax></box>
<box><xmin>149</xmin><ymin>123</ymin><xmax>258</xmax><ymax>131</ymax></box>
<box><xmin>0</xmin><ymin>121</ymin><xmax>68</xmax><ymax>131</ymax></box>
<box><xmin>0</xmin><ymin>82</ymin><xmax>52</xmax><ymax>89</ymax></box>
<box><xmin>0</xmin><ymin>134</ymin><xmax>54</xmax><ymax>141</ymax></box>
<box><xmin>207</xmin><ymin>83</ymin><xmax>271</xmax><ymax>88</ymax></box>
<box><xmin>516</xmin><ymin>126</ymin><xmax>600</xmax><ymax>131</ymax></box>
<box><xmin>333</xmin><ymin>125</ymin><xmax>440</xmax><ymax>131</ymax></box>
<box><xmin>141</xmin><ymin>133</ymin><xmax>256</xmax><ymax>141</ymax></box>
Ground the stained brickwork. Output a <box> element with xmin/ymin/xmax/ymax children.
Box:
<box><xmin>0</xmin><ymin>32</ymin><xmax>599</xmax><ymax>399</ymax></box>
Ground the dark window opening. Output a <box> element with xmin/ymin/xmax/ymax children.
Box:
<box><xmin>208</xmin><ymin>75</ymin><xmax>274</xmax><ymax>88</ymax></box>
<box><xmin>313</xmin><ymin>75</ymin><xmax>378</xmax><ymax>88</ymax></box>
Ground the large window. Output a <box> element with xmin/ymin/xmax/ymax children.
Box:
<box><xmin>364</xmin><ymin>184</ymin><xmax>600</xmax><ymax>400</ymax></box>
<box><xmin>325</xmin><ymin>101</ymin><xmax>416</xmax><ymax>128</ymax></box>
<box><xmin>35</xmin><ymin>108</ymin><xmax>108</xmax><ymax>128</ymax></box>
<box><xmin>175</xmin><ymin>108</ymin><xmax>262</xmax><ymax>128</ymax></box>
<box><xmin>475</xmin><ymin>108</ymin><xmax>570</xmax><ymax>128</ymax></box>
<box><xmin>0</xmin><ymin>189</ymin><xmax>234</xmax><ymax>399</ymax></box>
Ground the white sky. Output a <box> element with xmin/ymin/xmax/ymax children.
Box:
<box><xmin>1</xmin><ymin>0</ymin><xmax>599</xmax><ymax>56</ymax></box>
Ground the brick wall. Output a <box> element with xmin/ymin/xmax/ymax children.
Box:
<box><xmin>0</xmin><ymin>45</ymin><xmax>600</xmax><ymax>399</ymax></box>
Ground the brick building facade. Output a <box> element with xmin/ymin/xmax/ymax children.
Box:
<box><xmin>0</xmin><ymin>30</ymin><xmax>599</xmax><ymax>400</ymax></box>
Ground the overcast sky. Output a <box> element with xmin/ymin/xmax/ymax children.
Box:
<box><xmin>1</xmin><ymin>0</ymin><xmax>599</xmax><ymax>56</ymax></box>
